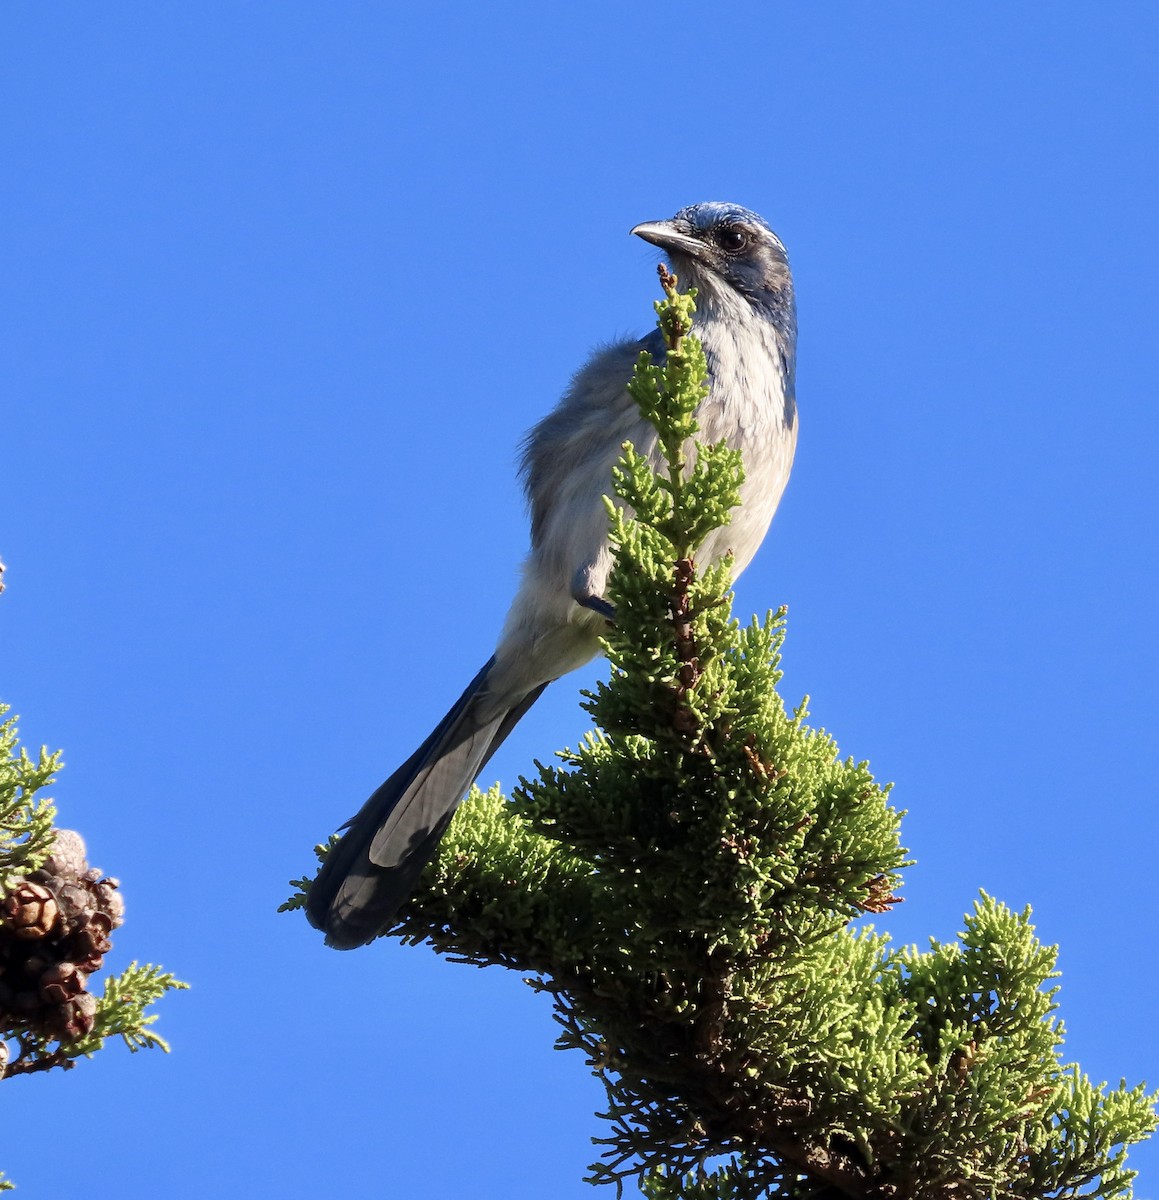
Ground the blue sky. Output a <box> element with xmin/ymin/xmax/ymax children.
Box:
<box><xmin>3</xmin><ymin>4</ymin><xmax>1158</xmax><ymax>1195</ymax></box>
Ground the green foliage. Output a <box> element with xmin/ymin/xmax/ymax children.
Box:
<box><xmin>617</xmin><ymin>272</ymin><xmax>740</xmax><ymax>559</ymax></box>
<box><xmin>281</xmin><ymin>836</ymin><xmax>340</xmax><ymax>914</ymax></box>
<box><xmin>0</xmin><ymin>709</ymin><xmax>187</xmax><ymax>1191</ymax></box>
<box><xmin>642</xmin><ymin>1158</ymin><xmax>768</xmax><ymax>1200</ymax></box>
<box><xmin>0</xmin><ymin>707</ymin><xmax>59</xmax><ymax>889</ymax></box>
<box><xmin>298</xmin><ymin>270</ymin><xmax>1156</xmax><ymax>1197</ymax></box>
<box><xmin>2</xmin><ymin>961</ymin><xmax>189</xmax><ymax>1078</ymax></box>
<box><xmin>58</xmin><ymin>962</ymin><xmax>188</xmax><ymax>1058</ymax></box>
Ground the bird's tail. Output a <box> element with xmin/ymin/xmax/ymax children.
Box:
<box><xmin>305</xmin><ymin>657</ymin><xmax>547</xmax><ymax>950</ymax></box>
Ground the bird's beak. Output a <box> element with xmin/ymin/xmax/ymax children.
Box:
<box><xmin>630</xmin><ymin>218</ymin><xmax>703</xmax><ymax>258</ymax></box>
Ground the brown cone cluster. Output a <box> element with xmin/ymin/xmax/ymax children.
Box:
<box><xmin>0</xmin><ymin>831</ymin><xmax>123</xmax><ymax>1041</ymax></box>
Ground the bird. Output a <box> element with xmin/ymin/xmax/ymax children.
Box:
<box><xmin>306</xmin><ymin>202</ymin><xmax>798</xmax><ymax>949</ymax></box>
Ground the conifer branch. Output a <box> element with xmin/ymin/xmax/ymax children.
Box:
<box><xmin>0</xmin><ymin>707</ymin><xmax>187</xmax><ymax>1190</ymax></box>
<box><xmin>288</xmin><ymin>274</ymin><xmax>1156</xmax><ymax>1198</ymax></box>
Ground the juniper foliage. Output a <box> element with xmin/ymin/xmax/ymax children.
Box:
<box><xmin>0</xmin><ymin>710</ymin><xmax>57</xmax><ymax>892</ymax></box>
<box><xmin>294</xmin><ymin>271</ymin><xmax>1156</xmax><ymax>1198</ymax></box>
<box><xmin>0</xmin><ymin>707</ymin><xmax>187</xmax><ymax>1192</ymax></box>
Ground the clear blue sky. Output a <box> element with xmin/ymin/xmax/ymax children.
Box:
<box><xmin>3</xmin><ymin>4</ymin><xmax>1158</xmax><ymax>1195</ymax></box>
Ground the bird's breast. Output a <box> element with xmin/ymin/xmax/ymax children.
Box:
<box><xmin>693</xmin><ymin>316</ymin><xmax>797</xmax><ymax>577</ymax></box>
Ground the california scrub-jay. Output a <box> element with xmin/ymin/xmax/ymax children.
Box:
<box><xmin>307</xmin><ymin>202</ymin><xmax>798</xmax><ymax>949</ymax></box>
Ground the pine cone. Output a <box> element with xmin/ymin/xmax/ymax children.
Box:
<box><xmin>52</xmin><ymin>992</ymin><xmax>97</xmax><ymax>1040</ymax></box>
<box><xmin>0</xmin><ymin>830</ymin><xmax>124</xmax><ymax>1043</ymax></box>
<box><xmin>39</xmin><ymin>962</ymin><xmax>87</xmax><ymax>1005</ymax></box>
<box><xmin>42</xmin><ymin>830</ymin><xmax>87</xmax><ymax>879</ymax></box>
<box><xmin>1</xmin><ymin>882</ymin><xmax>61</xmax><ymax>941</ymax></box>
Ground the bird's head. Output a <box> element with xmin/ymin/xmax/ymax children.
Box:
<box><xmin>631</xmin><ymin>202</ymin><xmax>793</xmax><ymax>320</ymax></box>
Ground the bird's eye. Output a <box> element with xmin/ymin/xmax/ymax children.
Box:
<box><xmin>715</xmin><ymin>226</ymin><xmax>748</xmax><ymax>252</ymax></box>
